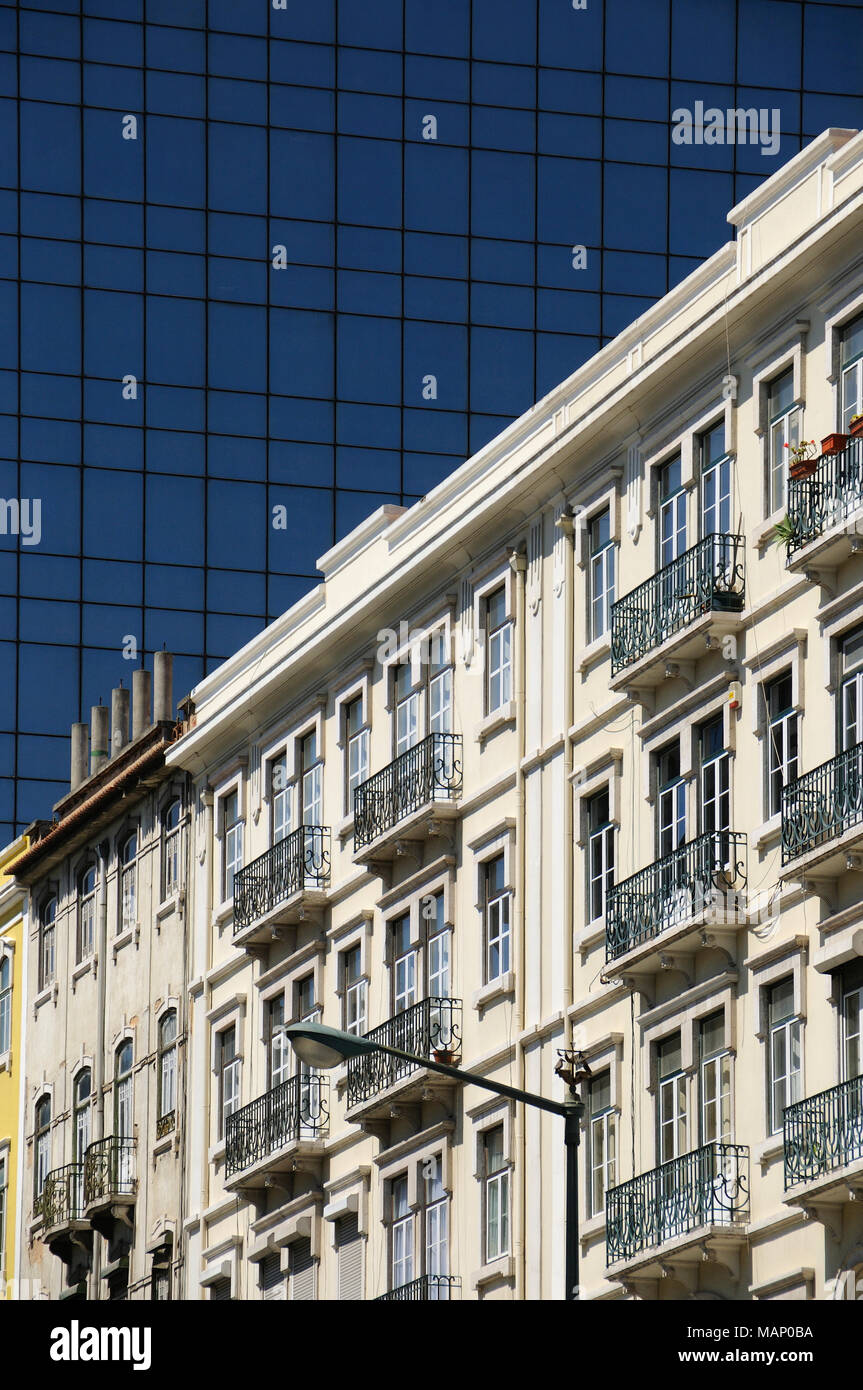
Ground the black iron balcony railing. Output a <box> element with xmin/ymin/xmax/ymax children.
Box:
<box><xmin>353</xmin><ymin>733</ymin><xmax>463</xmax><ymax>850</ymax></box>
<box><xmin>83</xmin><ymin>1135</ymin><xmax>136</xmax><ymax>1207</ymax></box>
<box><xmin>225</xmin><ymin>1072</ymin><xmax>329</xmax><ymax>1177</ymax></box>
<box><xmin>606</xmin><ymin>1143</ymin><xmax>750</xmax><ymax>1266</ymax></box>
<box><xmin>233</xmin><ymin>826</ymin><xmax>331</xmax><ymax>933</ymax></box>
<box><xmin>784</xmin><ymin>1075</ymin><xmax>863</xmax><ymax>1188</ymax></box>
<box><xmin>40</xmin><ymin>1163</ymin><xmax>85</xmax><ymax>1228</ymax></box>
<box><xmin>605</xmin><ymin>829</ymin><xmax>747</xmax><ymax>963</ymax></box>
<box><xmin>347</xmin><ymin>997</ymin><xmax>462</xmax><ymax>1106</ymax></box>
<box><xmin>376</xmin><ymin>1274</ymin><xmax>462</xmax><ymax>1301</ymax></box>
<box><xmin>781</xmin><ymin>742</ymin><xmax>863</xmax><ymax>864</ymax></box>
<box><xmin>786</xmin><ymin>436</ymin><xmax>863</xmax><ymax>556</ymax></box>
<box><xmin>610</xmin><ymin>533</ymin><xmax>745</xmax><ymax>675</ymax></box>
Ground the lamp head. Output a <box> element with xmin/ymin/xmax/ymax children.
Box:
<box><xmin>280</xmin><ymin>1021</ymin><xmax>376</xmax><ymax>1069</ymax></box>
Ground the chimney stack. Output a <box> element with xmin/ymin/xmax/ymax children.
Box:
<box><xmin>70</xmin><ymin>723</ymin><xmax>89</xmax><ymax>791</ymax></box>
<box><xmin>111</xmin><ymin>684</ymin><xmax>130</xmax><ymax>757</ymax></box>
<box><xmin>132</xmin><ymin>668</ymin><xmax>151</xmax><ymax>739</ymax></box>
<box><xmin>90</xmin><ymin>703</ymin><xmax>110</xmax><ymax>777</ymax></box>
<box><xmin>154</xmin><ymin>651</ymin><xmax>174</xmax><ymax>723</ymax></box>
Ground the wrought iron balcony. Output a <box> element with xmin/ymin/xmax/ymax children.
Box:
<box><xmin>353</xmin><ymin>733</ymin><xmax>463</xmax><ymax>852</ymax></box>
<box><xmin>610</xmin><ymin>533</ymin><xmax>745</xmax><ymax>677</ymax></box>
<box><xmin>786</xmin><ymin>436</ymin><xmax>863</xmax><ymax>558</ymax></box>
<box><xmin>40</xmin><ymin>1163</ymin><xmax>85</xmax><ymax>1231</ymax></box>
<box><xmin>606</xmin><ymin>830</ymin><xmax>748</xmax><ymax>964</ymax></box>
<box><xmin>347</xmin><ymin>997</ymin><xmax>462</xmax><ymax>1108</ymax></box>
<box><xmin>376</xmin><ymin>1274</ymin><xmax>462</xmax><ymax>1300</ymax></box>
<box><xmin>83</xmin><ymin>1135</ymin><xmax>136</xmax><ymax>1210</ymax></box>
<box><xmin>606</xmin><ymin>1143</ymin><xmax>750</xmax><ymax>1268</ymax></box>
<box><xmin>784</xmin><ymin>1076</ymin><xmax>863</xmax><ymax>1190</ymax></box>
<box><xmin>233</xmin><ymin>826</ymin><xmax>331</xmax><ymax>935</ymax></box>
<box><xmin>225</xmin><ymin>1073</ymin><xmax>329</xmax><ymax>1179</ymax></box>
<box><xmin>781</xmin><ymin>742</ymin><xmax>863</xmax><ymax>865</ymax></box>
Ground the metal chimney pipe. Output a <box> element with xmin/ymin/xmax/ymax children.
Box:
<box><xmin>90</xmin><ymin>704</ymin><xmax>110</xmax><ymax>777</ymax></box>
<box><xmin>132</xmin><ymin>668</ymin><xmax>151</xmax><ymax>739</ymax></box>
<box><xmin>70</xmin><ymin>723</ymin><xmax>89</xmax><ymax>791</ymax></box>
<box><xmin>111</xmin><ymin>685</ymin><xmax>130</xmax><ymax>757</ymax></box>
<box><xmin>153</xmin><ymin>651</ymin><xmax>174</xmax><ymax>723</ymax></box>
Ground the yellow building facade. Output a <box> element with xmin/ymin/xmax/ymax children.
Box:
<box><xmin>0</xmin><ymin>835</ymin><xmax>28</xmax><ymax>1298</ymax></box>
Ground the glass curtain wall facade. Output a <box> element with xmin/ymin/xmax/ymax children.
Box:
<box><xmin>0</xmin><ymin>0</ymin><xmax>862</xmax><ymax>838</ymax></box>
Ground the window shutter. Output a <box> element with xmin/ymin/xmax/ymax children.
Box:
<box><xmin>210</xmin><ymin>1276</ymin><xmax>232</xmax><ymax>1301</ymax></box>
<box><xmin>289</xmin><ymin>1237</ymin><xmax>316</xmax><ymax>1301</ymax></box>
<box><xmin>260</xmin><ymin>1252</ymin><xmax>285</xmax><ymax>1301</ymax></box>
<box><xmin>336</xmin><ymin>1213</ymin><xmax>363</xmax><ymax>1300</ymax></box>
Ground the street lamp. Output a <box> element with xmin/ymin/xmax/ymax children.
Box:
<box><xmin>282</xmin><ymin>1020</ymin><xmax>586</xmax><ymax>1300</ymax></box>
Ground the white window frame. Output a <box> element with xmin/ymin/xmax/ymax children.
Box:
<box><xmin>217</xmin><ymin>780</ymin><xmax>245</xmax><ymax>906</ymax></box>
<box><xmin>751</xmin><ymin>944</ymin><xmax>807</xmax><ymax>1139</ymax></box>
<box><xmin>750</xmin><ymin>338</ymin><xmax>805</xmax><ymax>522</ymax></box>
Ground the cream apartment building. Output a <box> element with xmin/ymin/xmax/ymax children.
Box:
<box><xmin>13</xmin><ymin>656</ymin><xmax>191</xmax><ymax>1301</ymax></box>
<box><xmin>169</xmin><ymin>129</ymin><xmax>863</xmax><ymax>1300</ymax></box>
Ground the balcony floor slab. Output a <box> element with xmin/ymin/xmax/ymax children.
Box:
<box><xmin>354</xmin><ymin>800</ymin><xmax>461</xmax><ymax>867</ymax></box>
<box><xmin>610</xmin><ymin>610</ymin><xmax>743</xmax><ymax>694</ymax></box>
<box><xmin>224</xmin><ymin>1136</ymin><xmax>327</xmax><ymax>1193</ymax></box>
<box><xmin>232</xmin><ymin>889</ymin><xmax>329</xmax><ymax>949</ymax></box>
<box><xmin>783</xmin><ymin>1154</ymin><xmax>863</xmax><ymax>1209</ymax></box>
<box><xmin>346</xmin><ymin>1063</ymin><xmax>460</xmax><ymax>1123</ymax></box>
<box><xmin>780</xmin><ymin>820</ymin><xmax>863</xmax><ymax>884</ymax></box>
<box><xmin>604</xmin><ymin>916</ymin><xmax>739</xmax><ymax>981</ymax></box>
<box><xmin>607</xmin><ymin>1223</ymin><xmax>748</xmax><ymax>1282</ymax></box>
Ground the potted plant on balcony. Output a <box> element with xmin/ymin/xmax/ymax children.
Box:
<box><xmin>432</xmin><ymin>1046</ymin><xmax>460</xmax><ymax>1066</ymax></box>
<box><xmin>821</xmin><ymin>431</ymin><xmax>849</xmax><ymax>457</ymax></box>
<box><xmin>784</xmin><ymin>439</ymin><xmax>818</xmax><ymax>480</ymax></box>
<box><xmin>770</xmin><ymin>514</ymin><xmax>796</xmax><ymax>547</ymax></box>
<box><xmin>850</xmin><ymin>413</ymin><xmax>863</xmax><ymax>439</ymax></box>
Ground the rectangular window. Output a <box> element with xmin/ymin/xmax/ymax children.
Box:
<box><xmin>222</xmin><ymin>791</ymin><xmax>243</xmax><ymax>900</ymax></box>
<box><xmin>394</xmin><ymin>664</ymin><xmax>419</xmax><ymax>757</ymax></box>
<box><xmin>841</xmin><ymin>962</ymin><xmax>863</xmax><ymax>1082</ymax></box>
<box><xmin>658</xmin><ymin>456</ymin><xmax>686</xmax><ymax>566</ymax></box>
<box><xmin>0</xmin><ymin>958</ymin><xmax>10</xmax><ymax>1056</ymax></box>
<box><xmin>841</xmin><ymin>627</ymin><xmax>863</xmax><ymax>752</ymax></box>
<box><xmin>428</xmin><ymin>633</ymin><xmax>453</xmax><ymax>735</ymax></box>
<box><xmin>700</xmin><ymin>423</ymin><xmax>730</xmax><ymax>536</ymax></box>
<box><xmin>699</xmin><ymin>716</ymin><xmax>730</xmax><ymax>834</ymax></box>
<box><xmin>483</xmin><ymin>1125</ymin><xmax>509</xmax><ymax>1262</ymax></box>
<box><xmin>766</xmin><ymin>673</ymin><xmax>798</xmax><ymax>817</ymax></box>
<box><xmin>218</xmin><ymin>1025</ymin><xmax>240</xmax><ymax>1139</ymax></box>
<box><xmin>699</xmin><ymin>1011</ymin><xmax>731</xmax><ymax>1145</ymax></box>
<box><xmin>587</xmin><ymin>788</ymin><xmax>614</xmax><ymax>922</ymax></box>
<box><xmin>271</xmin><ymin>753</ymin><xmax>290</xmax><ymax>845</ymax></box>
<box><xmin>423</xmin><ymin>1160</ymin><xmax>449</xmax><ymax>1295</ymax></box>
<box><xmin>657</xmin><ymin>743</ymin><xmax>686</xmax><ymax>857</ymax></box>
<box><xmin>267</xmin><ymin>995</ymin><xmax>289</xmax><ymax>1090</ymax></box>
<box><xmin>485</xmin><ymin>587</ymin><xmax>512</xmax><ymax>714</ymax></box>
<box><xmin>841</xmin><ymin>312</ymin><xmax>863</xmax><ymax>431</ymax></box>
<box><xmin>343</xmin><ymin>945</ymin><xmax>367</xmax><ymax>1037</ymax></box>
<box><xmin>767</xmin><ymin>978</ymin><xmax>801</xmax><ymax>1135</ymax></box>
<box><xmin>588</xmin><ymin>1072</ymin><xmax>616</xmax><ymax>1218</ymax></box>
<box><xmin>483</xmin><ymin>854</ymin><xmax>510</xmax><ymax>983</ymax></box>
<box><xmin>657</xmin><ymin>1034</ymin><xmax>687</xmax><ymax>1163</ymax></box>
<box><xmin>345</xmin><ymin>696</ymin><xmax>368</xmax><ymax>809</ymax></box>
<box><xmin>426</xmin><ymin>892</ymin><xmax>450</xmax><ymax>999</ymax></box>
<box><xmin>391</xmin><ymin>1174</ymin><xmax>413</xmax><ymax>1291</ymax></box>
<box><xmin>768</xmin><ymin>368</ymin><xmax>798</xmax><ymax>514</ymax></box>
<box><xmin>0</xmin><ymin>1153</ymin><xmax>6</xmax><ymax>1269</ymax></box>
<box><xmin>300</xmin><ymin>731</ymin><xmax>322</xmax><ymax>826</ymax></box>
<box><xmin>260</xmin><ymin>1251</ymin><xmax>285</xmax><ymax>1302</ymax></box>
<box><xmin>391</xmin><ymin>914</ymin><xmax>417</xmax><ymax>1014</ymax></box>
<box><xmin>589</xmin><ymin>510</ymin><xmax>615</xmax><ymax>641</ymax></box>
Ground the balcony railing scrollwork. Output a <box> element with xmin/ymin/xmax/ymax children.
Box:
<box><xmin>347</xmin><ymin>997</ymin><xmax>462</xmax><ymax>1106</ymax></box>
<box><xmin>354</xmin><ymin>733</ymin><xmax>463</xmax><ymax>850</ymax></box>
<box><xmin>786</xmin><ymin>436</ymin><xmax>863</xmax><ymax>556</ymax></box>
<box><xmin>611</xmin><ymin>533</ymin><xmax>745</xmax><ymax>675</ymax></box>
<box><xmin>39</xmin><ymin>1163</ymin><xmax>85</xmax><ymax>1229</ymax></box>
<box><xmin>233</xmin><ymin>826</ymin><xmax>331</xmax><ymax>933</ymax></box>
<box><xmin>606</xmin><ymin>1143</ymin><xmax>750</xmax><ymax>1266</ymax></box>
<box><xmin>83</xmin><ymin>1135</ymin><xmax>136</xmax><ymax>1207</ymax></box>
<box><xmin>784</xmin><ymin>1076</ymin><xmax>863</xmax><ymax>1189</ymax></box>
<box><xmin>781</xmin><ymin>742</ymin><xmax>863</xmax><ymax>864</ymax></box>
<box><xmin>225</xmin><ymin>1072</ymin><xmax>329</xmax><ymax>1177</ymax></box>
<box><xmin>605</xmin><ymin>829</ymin><xmax>748</xmax><ymax>962</ymax></box>
<box><xmin>376</xmin><ymin>1274</ymin><xmax>462</xmax><ymax>1300</ymax></box>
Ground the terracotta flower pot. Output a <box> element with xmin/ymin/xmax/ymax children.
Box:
<box><xmin>821</xmin><ymin>432</ymin><xmax>848</xmax><ymax>456</ymax></box>
<box><xmin>432</xmin><ymin>1049</ymin><xmax>460</xmax><ymax>1066</ymax></box>
<box><xmin>851</xmin><ymin>418</ymin><xmax>863</xmax><ymax>439</ymax></box>
<box><xmin>789</xmin><ymin>458</ymin><xmax>818</xmax><ymax>480</ymax></box>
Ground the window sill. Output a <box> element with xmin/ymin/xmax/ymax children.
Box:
<box><xmin>575</xmin><ymin>919</ymin><xmax>606</xmax><ymax>955</ymax></box>
<box><xmin>0</xmin><ymin>1050</ymin><xmax>10</xmax><ymax>1074</ymax></box>
<box><xmin>33</xmin><ymin>982</ymin><xmax>57</xmax><ymax>1012</ymax></box>
<box><xmin>112</xmin><ymin>925</ymin><xmax>139</xmax><ymax>957</ymax></box>
<box><xmin>471</xmin><ymin>1254</ymin><xmax>515</xmax><ymax>1290</ymax></box>
<box><xmin>212</xmin><ymin>901</ymin><xmax>234</xmax><ymax>931</ymax></box>
<box><xmin>156</xmin><ymin>894</ymin><xmax>181</xmax><ymax>922</ymax></box>
<box><xmin>752</xmin><ymin>506</ymin><xmax>787</xmax><ymax>552</ymax></box>
<box><xmin>474</xmin><ymin>702</ymin><xmax>516</xmax><ymax>746</ymax></box>
<box><xmin>753</xmin><ymin>1135</ymin><xmax>785</xmax><ymax>1168</ymax></box>
<box><xmin>208</xmin><ymin>1139</ymin><xmax>227</xmax><ymax>1166</ymax></box>
<box><xmin>752</xmin><ymin>814</ymin><xmax>782</xmax><ymax>853</ymax></box>
<box><xmin>472</xmin><ymin>971</ymin><xmax>515</xmax><ymax>1013</ymax></box>
<box><xmin>71</xmin><ymin>956</ymin><xmax>95</xmax><ymax>986</ymax></box>
<box><xmin>577</xmin><ymin>632</ymin><xmax>611</xmax><ymax>674</ymax></box>
<box><xmin>336</xmin><ymin>813</ymin><xmax>354</xmax><ymax>843</ymax></box>
<box><xmin>579</xmin><ymin>1210</ymin><xmax>607</xmax><ymax>1245</ymax></box>
<box><xmin>153</xmin><ymin>1133</ymin><xmax>175</xmax><ymax>1159</ymax></box>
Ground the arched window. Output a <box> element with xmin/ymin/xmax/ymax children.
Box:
<box><xmin>162</xmin><ymin>801</ymin><xmax>182</xmax><ymax>899</ymax></box>
<box><xmin>158</xmin><ymin>1011</ymin><xmax>178</xmax><ymax>1137</ymax></box>
<box><xmin>39</xmin><ymin>897</ymin><xmax>56</xmax><ymax>990</ymax></box>
<box><xmin>0</xmin><ymin>955</ymin><xmax>10</xmax><ymax>1056</ymax></box>
<box><xmin>78</xmin><ymin>864</ymin><xmax>97</xmax><ymax>962</ymax></box>
<box><xmin>73</xmin><ymin>1069</ymin><xmax>91</xmax><ymax>1163</ymax></box>
<box><xmin>114</xmin><ymin>1043</ymin><xmax>134</xmax><ymax>1190</ymax></box>
<box><xmin>34</xmin><ymin>1096</ymin><xmax>51</xmax><ymax>1199</ymax></box>
<box><xmin>120</xmin><ymin>833</ymin><xmax>137</xmax><ymax>934</ymax></box>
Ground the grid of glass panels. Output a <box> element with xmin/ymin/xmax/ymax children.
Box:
<box><xmin>1</xmin><ymin>0</ymin><xmax>862</xmax><ymax>837</ymax></box>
